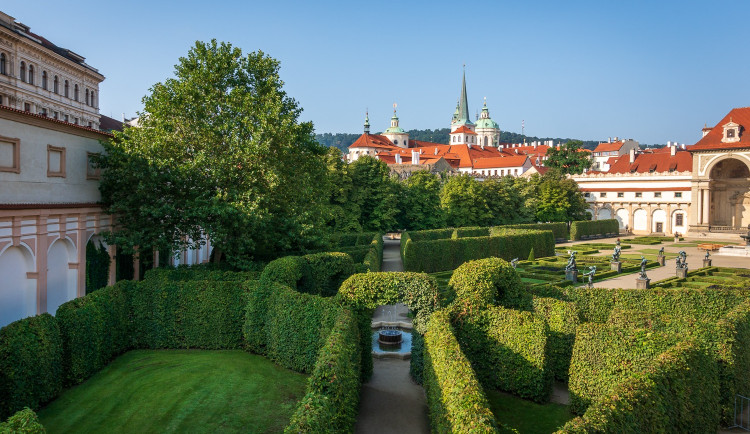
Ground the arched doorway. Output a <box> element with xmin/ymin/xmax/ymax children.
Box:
<box><xmin>0</xmin><ymin>245</ymin><xmax>36</xmax><ymax>327</ymax></box>
<box><xmin>709</xmin><ymin>158</ymin><xmax>750</xmax><ymax>229</ymax></box>
<box><xmin>633</xmin><ymin>209</ymin><xmax>647</xmax><ymax>233</ymax></box>
<box><xmin>615</xmin><ymin>208</ymin><xmax>629</xmax><ymax>229</ymax></box>
<box><xmin>47</xmin><ymin>238</ymin><xmax>77</xmax><ymax>315</ymax></box>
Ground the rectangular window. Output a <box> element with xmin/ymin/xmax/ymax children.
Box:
<box><xmin>24</xmin><ymin>102</ymin><xmax>30</xmax><ymax>112</ymax></box>
<box><xmin>64</xmin><ymin>114</ymin><xmax>69</xmax><ymax>122</ymax></box>
<box><xmin>675</xmin><ymin>214</ymin><xmax>684</xmax><ymax>226</ymax></box>
<box><xmin>600</xmin><ymin>192</ymin><xmax>607</xmax><ymax>198</ymax></box>
<box><xmin>53</xmin><ymin>111</ymin><xmax>58</xmax><ymax>120</ymax></box>
<box><xmin>0</xmin><ymin>136</ymin><xmax>20</xmax><ymax>173</ymax></box>
<box><xmin>635</xmin><ymin>192</ymin><xmax>643</xmax><ymax>198</ymax></box>
<box><xmin>47</xmin><ymin>145</ymin><xmax>66</xmax><ymax>177</ymax></box>
<box><xmin>675</xmin><ymin>192</ymin><xmax>682</xmax><ymax>198</ymax></box>
<box><xmin>584</xmin><ymin>192</ymin><xmax>590</xmax><ymax>197</ymax></box>
<box><xmin>617</xmin><ymin>192</ymin><xmax>624</xmax><ymax>198</ymax></box>
<box><xmin>654</xmin><ymin>192</ymin><xmax>662</xmax><ymax>198</ymax></box>
<box><xmin>86</xmin><ymin>152</ymin><xmax>101</xmax><ymax>180</ymax></box>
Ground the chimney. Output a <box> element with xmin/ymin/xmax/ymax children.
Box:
<box><xmin>681</xmin><ymin>143</ymin><xmax>686</xmax><ymax>150</ymax></box>
<box><xmin>670</xmin><ymin>144</ymin><xmax>676</xmax><ymax>156</ymax></box>
<box><xmin>412</xmin><ymin>150</ymin><xmax>420</xmax><ymax>165</ymax></box>
<box><xmin>629</xmin><ymin>148</ymin><xmax>636</xmax><ymax>163</ymax></box>
<box><xmin>608</xmin><ymin>137</ymin><xmax>612</xmax><ymax>143</ymax></box>
<box><xmin>533</xmin><ymin>142</ymin><xmax>538</xmax><ymax>149</ymax></box>
<box><xmin>395</xmin><ymin>154</ymin><xmax>402</xmax><ymax>164</ymax></box>
<box><xmin>434</xmin><ymin>147</ymin><xmax>438</xmax><ymax>155</ymax></box>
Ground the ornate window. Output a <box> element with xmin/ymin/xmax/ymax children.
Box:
<box><xmin>28</xmin><ymin>65</ymin><xmax>34</xmax><ymax>85</ymax></box>
<box><xmin>91</xmin><ymin>91</ymin><xmax>95</xmax><ymax>107</ymax></box>
<box><xmin>85</xmin><ymin>89</ymin><xmax>89</xmax><ymax>105</ymax></box>
<box><xmin>722</xmin><ymin>121</ymin><xmax>741</xmax><ymax>143</ymax></box>
<box><xmin>42</xmin><ymin>71</ymin><xmax>47</xmax><ymax>89</ymax></box>
<box><xmin>54</xmin><ymin>76</ymin><xmax>59</xmax><ymax>94</ymax></box>
<box><xmin>0</xmin><ymin>135</ymin><xmax>21</xmax><ymax>173</ymax></box>
<box><xmin>64</xmin><ymin>80</ymin><xmax>69</xmax><ymax>97</ymax></box>
<box><xmin>19</xmin><ymin>61</ymin><xmax>26</xmax><ymax>82</ymax></box>
<box><xmin>0</xmin><ymin>53</ymin><xmax>6</xmax><ymax>75</ymax></box>
<box><xmin>47</xmin><ymin>145</ymin><xmax>66</xmax><ymax>178</ymax></box>
<box><xmin>74</xmin><ymin>84</ymin><xmax>79</xmax><ymax>101</ymax></box>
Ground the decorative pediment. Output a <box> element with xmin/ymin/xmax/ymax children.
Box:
<box><xmin>722</xmin><ymin>120</ymin><xmax>742</xmax><ymax>143</ymax></box>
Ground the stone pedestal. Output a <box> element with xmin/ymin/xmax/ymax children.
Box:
<box><xmin>636</xmin><ymin>277</ymin><xmax>650</xmax><ymax>289</ymax></box>
<box><xmin>676</xmin><ymin>267</ymin><xmax>688</xmax><ymax>278</ymax></box>
<box><xmin>610</xmin><ymin>261</ymin><xmax>622</xmax><ymax>273</ymax></box>
<box><xmin>703</xmin><ymin>259</ymin><xmax>712</xmax><ymax>267</ymax></box>
<box><xmin>565</xmin><ymin>269</ymin><xmax>578</xmax><ymax>283</ymax></box>
<box><xmin>657</xmin><ymin>255</ymin><xmax>666</xmax><ymax>266</ymax></box>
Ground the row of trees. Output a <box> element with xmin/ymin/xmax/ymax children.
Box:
<box><xmin>98</xmin><ymin>40</ymin><xmax>588</xmax><ymax>268</ymax></box>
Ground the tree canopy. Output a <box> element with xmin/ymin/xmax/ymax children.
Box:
<box><xmin>98</xmin><ymin>40</ymin><xmax>329</xmax><ymax>266</ymax></box>
<box><xmin>544</xmin><ymin>140</ymin><xmax>593</xmax><ymax>175</ymax></box>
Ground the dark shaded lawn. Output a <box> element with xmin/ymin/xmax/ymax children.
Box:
<box><xmin>38</xmin><ymin>350</ymin><xmax>308</xmax><ymax>434</ymax></box>
<box><xmin>487</xmin><ymin>389</ymin><xmax>574</xmax><ymax>434</ymax></box>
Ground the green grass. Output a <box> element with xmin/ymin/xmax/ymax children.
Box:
<box><xmin>37</xmin><ymin>350</ymin><xmax>308</xmax><ymax>434</ymax></box>
<box><xmin>486</xmin><ymin>389</ymin><xmax>573</xmax><ymax>434</ymax></box>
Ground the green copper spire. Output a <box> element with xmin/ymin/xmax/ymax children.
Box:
<box><xmin>364</xmin><ymin>110</ymin><xmax>370</xmax><ymax>134</ymax></box>
<box><xmin>384</xmin><ymin>103</ymin><xmax>405</xmax><ymax>134</ymax></box>
<box><xmin>456</xmin><ymin>67</ymin><xmax>473</xmax><ymax>126</ymax></box>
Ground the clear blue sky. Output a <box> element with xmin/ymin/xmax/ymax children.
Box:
<box><xmin>5</xmin><ymin>1</ymin><xmax>749</xmax><ymax>145</ymax></box>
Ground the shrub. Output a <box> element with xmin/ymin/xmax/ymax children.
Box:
<box><xmin>409</xmin><ymin>331</ymin><xmax>424</xmax><ymax>384</ymax></box>
<box><xmin>568</xmin><ymin>323</ymin><xmax>679</xmax><ymax>414</ymax></box>
<box><xmin>338</xmin><ymin>272</ymin><xmax>440</xmax><ymax>334</ymax></box>
<box><xmin>423</xmin><ymin>310</ymin><xmax>498</xmax><ymax>433</ymax></box>
<box><xmin>130</xmin><ymin>279</ymin><xmax>246</xmax><ymax>349</ymax></box>
<box><xmin>403</xmin><ymin>229</ymin><xmax>554</xmax><ymax>273</ymax></box>
<box><xmin>260</xmin><ymin>252</ymin><xmax>356</xmax><ymax>296</ymax></box>
<box><xmin>453</xmin><ymin>306</ymin><xmax>551</xmax><ymax>402</ymax></box>
<box><xmin>559</xmin><ymin>340</ymin><xmax>719</xmax><ymax>433</ymax></box>
<box><xmin>448</xmin><ymin>258</ymin><xmax>527</xmax><ymax>309</ymax></box>
<box><xmin>285</xmin><ymin>308</ymin><xmax>361</xmax><ymax>433</ymax></box>
<box><xmin>454</xmin><ymin>226</ymin><xmax>490</xmax><ymax>238</ymax></box>
<box><xmin>494</xmin><ymin>222</ymin><xmax>569</xmax><ymax>241</ymax></box>
<box><xmin>0</xmin><ymin>408</ymin><xmax>45</xmax><ymax>434</ymax></box>
<box><xmin>144</xmin><ymin>267</ymin><xmax>259</xmax><ymax>282</ymax></box>
<box><xmin>0</xmin><ymin>314</ymin><xmax>62</xmax><ymax>419</ymax></box>
<box><xmin>714</xmin><ymin>299</ymin><xmax>750</xmax><ymax>425</ymax></box>
<box><xmin>528</xmin><ymin>247</ymin><xmax>535</xmax><ymax>261</ymax></box>
<box><xmin>56</xmin><ymin>280</ymin><xmax>134</xmax><ymax>385</ymax></box>
<box><xmin>330</xmin><ymin>232</ymin><xmax>379</xmax><ymax>247</ymax></box>
<box><xmin>533</xmin><ymin>297</ymin><xmax>579</xmax><ymax>381</ymax></box>
<box><xmin>569</xmin><ymin>219</ymin><xmax>619</xmax><ymax>240</ymax></box>
<box><xmin>406</xmin><ymin>228</ymin><xmax>455</xmax><ymax>242</ymax></box>
<box><xmin>362</xmin><ymin>233</ymin><xmax>383</xmax><ymax>272</ymax></box>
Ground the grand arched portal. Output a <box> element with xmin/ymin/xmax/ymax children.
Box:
<box><xmin>709</xmin><ymin>158</ymin><xmax>750</xmax><ymax>229</ymax></box>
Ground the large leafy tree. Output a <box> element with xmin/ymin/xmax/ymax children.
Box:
<box><xmin>98</xmin><ymin>40</ymin><xmax>328</xmax><ymax>266</ymax></box>
<box><xmin>545</xmin><ymin>140</ymin><xmax>592</xmax><ymax>175</ymax></box>
<box><xmin>440</xmin><ymin>174</ymin><xmax>490</xmax><ymax>227</ymax></box>
<box><xmin>397</xmin><ymin>171</ymin><xmax>445</xmax><ymax>230</ymax></box>
<box><xmin>533</xmin><ymin>171</ymin><xmax>588</xmax><ymax>222</ymax></box>
<box><xmin>483</xmin><ymin>177</ymin><xmax>534</xmax><ymax>225</ymax></box>
<box><xmin>346</xmin><ymin>156</ymin><xmax>399</xmax><ymax>231</ymax></box>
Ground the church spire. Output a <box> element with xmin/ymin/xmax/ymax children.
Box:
<box><xmin>364</xmin><ymin>110</ymin><xmax>370</xmax><ymax>134</ymax></box>
<box><xmin>455</xmin><ymin>66</ymin><xmax>473</xmax><ymax>126</ymax></box>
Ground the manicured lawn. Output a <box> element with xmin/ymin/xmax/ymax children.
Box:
<box><xmin>487</xmin><ymin>389</ymin><xmax>574</xmax><ymax>434</ymax></box>
<box><xmin>38</xmin><ymin>350</ymin><xmax>308</xmax><ymax>434</ymax></box>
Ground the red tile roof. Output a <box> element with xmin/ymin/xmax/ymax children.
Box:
<box><xmin>472</xmin><ymin>155</ymin><xmax>528</xmax><ymax>169</ymax></box>
<box><xmin>593</xmin><ymin>141</ymin><xmax>624</xmax><ymax>153</ymax></box>
<box><xmin>498</xmin><ymin>144</ymin><xmax>550</xmax><ymax>158</ymax></box>
<box><xmin>604</xmin><ymin>150</ymin><xmax>692</xmax><ymax>174</ymax></box>
<box><xmin>0</xmin><ymin>105</ymin><xmax>114</xmax><ymax>137</ymax></box>
<box><xmin>348</xmin><ymin>133</ymin><xmax>398</xmax><ymax>150</ymax></box>
<box><xmin>451</xmin><ymin>125</ymin><xmax>477</xmax><ymax>135</ymax></box>
<box><xmin>689</xmin><ymin>107</ymin><xmax>750</xmax><ymax>151</ymax></box>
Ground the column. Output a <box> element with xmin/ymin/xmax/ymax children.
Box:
<box><xmin>646</xmin><ymin>205</ymin><xmax>653</xmax><ymax>234</ymax></box>
<box><xmin>702</xmin><ymin>189</ymin><xmax>710</xmax><ymax>226</ymax></box>
<box><xmin>76</xmin><ymin>214</ymin><xmax>86</xmax><ymax>297</ymax></box>
<box><xmin>665</xmin><ymin>204</ymin><xmax>673</xmax><ymax>235</ymax></box>
<box><xmin>35</xmin><ymin>215</ymin><xmax>48</xmax><ymax>314</ymax></box>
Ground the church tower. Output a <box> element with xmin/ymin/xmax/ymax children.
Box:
<box><xmin>382</xmin><ymin>104</ymin><xmax>409</xmax><ymax>148</ymax></box>
<box><xmin>363</xmin><ymin>110</ymin><xmax>370</xmax><ymax>134</ymax></box>
<box><xmin>450</xmin><ymin>68</ymin><xmax>477</xmax><ymax>146</ymax></box>
<box><xmin>474</xmin><ymin>98</ymin><xmax>500</xmax><ymax>148</ymax></box>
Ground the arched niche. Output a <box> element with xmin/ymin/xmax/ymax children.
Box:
<box><xmin>708</xmin><ymin>158</ymin><xmax>750</xmax><ymax>228</ymax></box>
<box><xmin>47</xmin><ymin>237</ymin><xmax>77</xmax><ymax>315</ymax></box>
<box><xmin>0</xmin><ymin>245</ymin><xmax>36</xmax><ymax>327</ymax></box>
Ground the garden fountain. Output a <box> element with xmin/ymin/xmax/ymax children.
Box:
<box><xmin>377</xmin><ymin>308</ymin><xmax>403</xmax><ymax>347</ymax></box>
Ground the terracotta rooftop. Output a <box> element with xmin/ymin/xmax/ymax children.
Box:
<box><xmin>689</xmin><ymin>107</ymin><xmax>750</xmax><ymax>152</ymax></box>
<box><xmin>451</xmin><ymin>125</ymin><xmax>477</xmax><ymax>135</ymax></box>
<box><xmin>348</xmin><ymin>133</ymin><xmax>398</xmax><ymax>150</ymax></box>
<box><xmin>593</xmin><ymin>141</ymin><xmax>625</xmax><ymax>153</ymax></box>
<box><xmin>604</xmin><ymin>150</ymin><xmax>692</xmax><ymax>174</ymax></box>
<box><xmin>472</xmin><ymin>155</ymin><xmax>528</xmax><ymax>169</ymax></box>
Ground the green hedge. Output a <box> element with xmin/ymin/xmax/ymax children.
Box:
<box><xmin>453</xmin><ymin>226</ymin><xmax>490</xmax><ymax>238</ymax></box>
<box><xmin>403</xmin><ymin>229</ymin><xmax>555</xmax><ymax>273</ymax></box>
<box><xmin>243</xmin><ymin>281</ymin><xmax>340</xmax><ymax>373</ymax></box>
<box><xmin>558</xmin><ymin>340</ymin><xmax>719</xmax><ymax>433</ymax></box>
<box><xmin>285</xmin><ymin>308</ymin><xmax>361</xmax><ymax>433</ymax></box>
<box><xmin>715</xmin><ymin>299</ymin><xmax>750</xmax><ymax>425</ymax></box>
<box><xmin>0</xmin><ymin>408</ymin><xmax>45</xmax><ymax>434</ymax></box>
<box><xmin>423</xmin><ymin>310</ymin><xmax>498</xmax><ymax>433</ymax></box>
<box><xmin>454</xmin><ymin>306</ymin><xmax>551</xmax><ymax>402</ymax></box>
<box><xmin>330</xmin><ymin>231</ymin><xmax>379</xmax><ymax>247</ymax></box>
<box><xmin>130</xmin><ymin>279</ymin><xmax>246</xmax><ymax>350</ymax></box>
<box><xmin>449</xmin><ymin>258</ymin><xmax>528</xmax><ymax>309</ymax></box>
<box><xmin>533</xmin><ymin>297</ymin><xmax>579</xmax><ymax>381</ymax></box>
<box><xmin>56</xmin><ymin>280</ymin><xmax>134</xmax><ymax>385</ymax></box>
<box><xmin>0</xmin><ymin>314</ymin><xmax>62</xmax><ymax>419</ymax></box>
<box><xmin>406</xmin><ymin>228</ymin><xmax>455</xmax><ymax>242</ymax></box>
<box><xmin>568</xmin><ymin>324</ymin><xmax>679</xmax><ymax>414</ymax></box>
<box><xmin>144</xmin><ymin>267</ymin><xmax>259</xmax><ymax>282</ymax></box>
<box><xmin>494</xmin><ymin>222</ymin><xmax>569</xmax><ymax>241</ymax></box>
<box><xmin>569</xmin><ymin>219</ymin><xmax>619</xmax><ymax>240</ymax></box>
<box><xmin>362</xmin><ymin>233</ymin><xmax>383</xmax><ymax>272</ymax></box>
<box><xmin>260</xmin><ymin>252</ymin><xmax>355</xmax><ymax>296</ymax></box>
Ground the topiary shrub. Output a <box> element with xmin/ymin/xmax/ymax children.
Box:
<box><xmin>260</xmin><ymin>256</ymin><xmax>305</xmax><ymax>288</ymax></box>
<box><xmin>533</xmin><ymin>297</ymin><xmax>579</xmax><ymax>381</ymax></box>
<box><xmin>0</xmin><ymin>408</ymin><xmax>45</xmax><ymax>433</ymax></box>
<box><xmin>453</xmin><ymin>305</ymin><xmax>551</xmax><ymax>402</ymax></box>
<box><xmin>284</xmin><ymin>308</ymin><xmax>361</xmax><ymax>433</ymax></box>
<box><xmin>449</xmin><ymin>258</ymin><xmax>528</xmax><ymax>310</ymax></box>
<box><xmin>0</xmin><ymin>314</ymin><xmax>62</xmax><ymax>419</ymax></box>
<box><xmin>260</xmin><ymin>252</ymin><xmax>356</xmax><ymax>296</ymax></box>
<box><xmin>528</xmin><ymin>247</ymin><xmax>535</xmax><ymax>261</ymax></box>
<box><xmin>569</xmin><ymin>219</ymin><xmax>619</xmax><ymax>240</ymax></box>
<box><xmin>423</xmin><ymin>310</ymin><xmax>498</xmax><ymax>433</ymax></box>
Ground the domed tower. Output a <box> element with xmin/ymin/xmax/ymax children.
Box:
<box><xmin>474</xmin><ymin>98</ymin><xmax>500</xmax><ymax>148</ymax></box>
<box><xmin>382</xmin><ymin>103</ymin><xmax>409</xmax><ymax>148</ymax></box>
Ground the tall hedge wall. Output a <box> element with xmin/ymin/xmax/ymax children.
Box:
<box><xmin>715</xmin><ymin>299</ymin><xmax>750</xmax><ymax>425</ymax></box>
<box><xmin>453</xmin><ymin>226</ymin><xmax>490</xmax><ymax>238</ymax></box>
<box><xmin>130</xmin><ymin>279</ymin><xmax>246</xmax><ymax>350</ymax></box>
<box><xmin>423</xmin><ymin>310</ymin><xmax>498</xmax><ymax>433</ymax></box>
<box><xmin>494</xmin><ymin>222</ymin><xmax>569</xmax><ymax>241</ymax></box>
<box><xmin>0</xmin><ymin>314</ymin><xmax>62</xmax><ymax>419</ymax></box>
<box><xmin>144</xmin><ymin>267</ymin><xmax>259</xmax><ymax>282</ymax></box>
<box><xmin>330</xmin><ymin>232</ymin><xmax>380</xmax><ymax>247</ymax></box>
<box><xmin>56</xmin><ymin>280</ymin><xmax>134</xmax><ymax>385</ymax></box>
<box><xmin>558</xmin><ymin>340</ymin><xmax>720</xmax><ymax>433</ymax></box>
<box><xmin>260</xmin><ymin>252</ymin><xmax>356</xmax><ymax>296</ymax></box>
<box><xmin>453</xmin><ymin>306</ymin><xmax>551</xmax><ymax>402</ymax></box>
<box><xmin>0</xmin><ymin>408</ymin><xmax>45</xmax><ymax>433</ymax></box>
<box><xmin>569</xmin><ymin>219</ymin><xmax>619</xmax><ymax>240</ymax></box>
<box><xmin>403</xmin><ymin>229</ymin><xmax>554</xmax><ymax>273</ymax></box>
<box><xmin>568</xmin><ymin>324</ymin><xmax>680</xmax><ymax>414</ymax></box>
<box><xmin>285</xmin><ymin>308</ymin><xmax>361</xmax><ymax>433</ymax></box>
<box><xmin>533</xmin><ymin>297</ymin><xmax>579</xmax><ymax>381</ymax></box>
<box><xmin>243</xmin><ymin>281</ymin><xmax>341</xmax><ymax>374</ymax></box>
<box><xmin>448</xmin><ymin>258</ymin><xmax>528</xmax><ymax>310</ymax></box>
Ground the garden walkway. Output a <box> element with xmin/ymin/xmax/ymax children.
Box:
<box><xmin>355</xmin><ymin>237</ymin><xmax>429</xmax><ymax>434</ymax></box>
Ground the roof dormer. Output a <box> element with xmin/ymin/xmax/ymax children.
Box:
<box><xmin>722</xmin><ymin>119</ymin><xmax>741</xmax><ymax>143</ymax></box>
